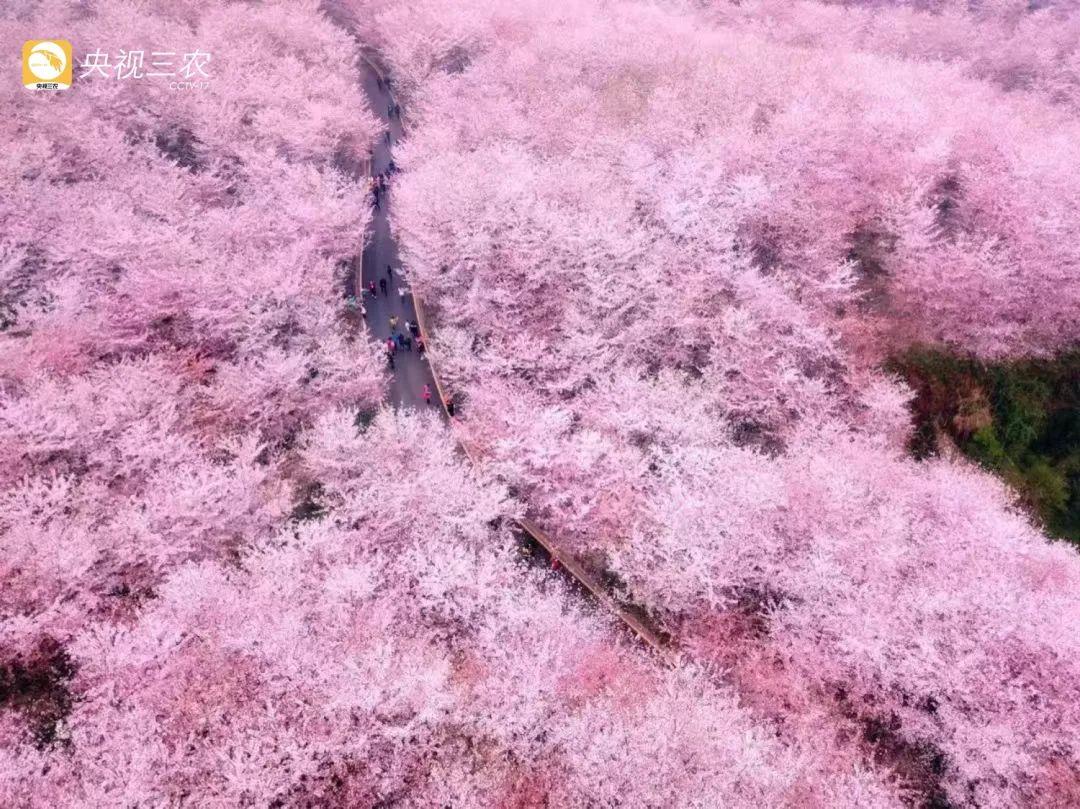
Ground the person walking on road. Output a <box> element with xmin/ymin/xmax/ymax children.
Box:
<box><xmin>368</xmin><ymin>280</ymin><xmax>376</xmax><ymax>297</ymax></box>
<box><xmin>386</xmin><ymin>337</ymin><xmax>396</xmax><ymax>354</ymax></box>
<box><xmin>423</xmin><ymin>384</ymin><xmax>432</xmax><ymax>405</ymax></box>
<box><xmin>386</xmin><ymin>264</ymin><xmax>393</xmax><ymax>281</ymax></box>
<box><xmin>379</xmin><ymin>278</ymin><xmax>387</xmax><ymax>296</ymax></box>
<box><xmin>398</xmin><ymin>287</ymin><xmax>406</xmax><ymax>303</ymax></box>
<box><xmin>416</xmin><ymin>336</ymin><xmax>426</xmax><ymax>359</ymax></box>
<box><xmin>389</xmin><ymin>315</ymin><xmax>399</xmax><ymax>333</ymax></box>
<box><xmin>402</xmin><ymin>333</ymin><xmax>412</xmax><ymax>352</ymax></box>
<box><xmin>393</xmin><ymin>103</ymin><xmax>401</xmax><ymax>119</ymax></box>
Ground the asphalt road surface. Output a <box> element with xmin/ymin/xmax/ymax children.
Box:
<box><xmin>356</xmin><ymin>64</ymin><xmax>443</xmax><ymax>415</ymax></box>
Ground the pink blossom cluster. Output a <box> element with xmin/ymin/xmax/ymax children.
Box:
<box><xmin>2</xmin><ymin>409</ymin><xmax>903</xmax><ymax>806</ymax></box>
<box><xmin>710</xmin><ymin>0</ymin><xmax>1080</xmax><ymax>114</ymax></box>
<box><xmin>0</xmin><ymin>1</ymin><xmax>901</xmax><ymax>804</ymax></box>
<box><xmin>367</xmin><ymin>0</ymin><xmax>1080</xmax><ymax>358</ymax></box>
<box><xmin>354</xmin><ymin>0</ymin><xmax>1080</xmax><ymax>803</ymax></box>
<box><xmin>0</xmin><ymin>0</ymin><xmax>386</xmax><ymax>652</ymax></box>
<box><xmin>1</xmin><ymin>0</ymin><xmax>1078</xmax><ymax>806</ymax></box>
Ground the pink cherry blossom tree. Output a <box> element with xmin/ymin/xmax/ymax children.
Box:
<box><xmin>3</xmin><ymin>0</ymin><xmax>1079</xmax><ymax>805</ymax></box>
<box><xmin>0</xmin><ymin>409</ymin><xmax>903</xmax><ymax>807</ymax></box>
<box><xmin>362</xmin><ymin>0</ymin><xmax>1080</xmax><ymax>803</ymax></box>
<box><xmin>0</xmin><ymin>0</ymin><xmax>383</xmax><ymax>691</ymax></box>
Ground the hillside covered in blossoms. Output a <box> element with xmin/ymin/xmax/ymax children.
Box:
<box><xmin>2</xmin><ymin>0</ymin><xmax>1079</xmax><ymax>807</ymax></box>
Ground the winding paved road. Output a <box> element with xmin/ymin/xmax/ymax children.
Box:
<box><xmin>355</xmin><ymin>66</ymin><xmax>442</xmax><ymax>414</ymax></box>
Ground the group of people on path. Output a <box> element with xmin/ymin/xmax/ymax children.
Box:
<box><xmin>370</xmin><ymin>172</ymin><xmax>388</xmax><ymax>210</ymax></box>
<box><xmin>365</xmin><ymin>76</ymin><xmax>455</xmax><ymax>414</ymax></box>
<box><xmin>375</xmin><ymin>75</ymin><xmax>402</xmax><ymax>118</ymax></box>
<box><xmin>369</xmin><ymin>160</ymin><xmax>399</xmax><ymax>210</ymax></box>
<box><xmin>374</xmin><ymin>263</ymin><xmax>421</xmax><ymax>368</ymax></box>
<box><xmin>366</xmin><ymin>262</ymin><xmax>451</xmax><ymax>412</ymax></box>
<box><xmin>367</xmin><ymin>265</ymin><xmax>413</xmax><ymax>301</ymax></box>
<box><xmin>384</xmin><ymin>315</ymin><xmax>424</xmax><ymax>361</ymax></box>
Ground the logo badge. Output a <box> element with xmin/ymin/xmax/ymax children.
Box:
<box><xmin>23</xmin><ymin>40</ymin><xmax>72</xmax><ymax>90</ymax></box>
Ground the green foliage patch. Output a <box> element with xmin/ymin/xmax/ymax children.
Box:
<box><xmin>890</xmin><ymin>348</ymin><xmax>1080</xmax><ymax>544</ymax></box>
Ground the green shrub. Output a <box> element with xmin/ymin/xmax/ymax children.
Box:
<box><xmin>890</xmin><ymin>348</ymin><xmax>1080</xmax><ymax>545</ymax></box>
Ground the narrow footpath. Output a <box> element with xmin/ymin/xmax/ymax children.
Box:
<box><xmin>355</xmin><ymin>66</ymin><xmax>442</xmax><ymax>412</ymax></box>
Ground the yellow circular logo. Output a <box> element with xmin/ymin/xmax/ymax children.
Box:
<box><xmin>27</xmin><ymin>41</ymin><xmax>66</xmax><ymax>80</ymax></box>
<box><xmin>23</xmin><ymin>39</ymin><xmax>72</xmax><ymax>90</ymax></box>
